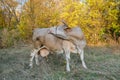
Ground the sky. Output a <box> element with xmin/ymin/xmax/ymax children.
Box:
<box><xmin>16</xmin><ymin>0</ymin><xmax>27</xmax><ymax>5</ymax></box>
<box><xmin>16</xmin><ymin>0</ymin><xmax>27</xmax><ymax>12</ymax></box>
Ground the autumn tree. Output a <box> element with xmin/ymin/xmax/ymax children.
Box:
<box><xmin>18</xmin><ymin>0</ymin><xmax>61</xmax><ymax>39</ymax></box>
<box><xmin>0</xmin><ymin>0</ymin><xmax>19</xmax><ymax>28</ymax></box>
<box><xmin>0</xmin><ymin>0</ymin><xmax>120</xmax><ymax>47</ymax></box>
<box><xmin>60</xmin><ymin>0</ymin><xmax>120</xmax><ymax>43</ymax></box>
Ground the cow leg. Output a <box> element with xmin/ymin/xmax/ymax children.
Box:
<box><xmin>65</xmin><ymin>50</ymin><xmax>71</xmax><ymax>72</ymax></box>
<box><xmin>78</xmin><ymin>49</ymin><xmax>87</xmax><ymax>69</ymax></box>
<box><xmin>29</xmin><ymin>47</ymin><xmax>42</xmax><ymax>68</ymax></box>
<box><xmin>35</xmin><ymin>53</ymin><xmax>40</xmax><ymax>65</ymax></box>
<box><xmin>29</xmin><ymin>49</ymin><xmax>37</xmax><ymax>68</ymax></box>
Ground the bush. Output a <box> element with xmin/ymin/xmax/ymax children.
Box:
<box><xmin>1</xmin><ymin>28</ymin><xmax>20</xmax><ymax>48</ymax></box>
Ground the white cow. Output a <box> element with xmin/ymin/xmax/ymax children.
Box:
<box><xmin>29</xmin><ymin>25</ymin><xmax>87</xmax><ymax>71</ymax></box>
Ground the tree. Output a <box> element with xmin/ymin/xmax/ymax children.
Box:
<box><xmin>0</xmin><ymin>0</ymin><xmax>19</xmax><ymax>28</ymax></box>
<box><xmin>18</xmin><ymin>0</ymin><xmax>61</xmax><ymax>39</ymax></box>
<box><xmin>60</xmin><ymin>0</ymin><xmax>120</xmax><ymax>43</ymax></box>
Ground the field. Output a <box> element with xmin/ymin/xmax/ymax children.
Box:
<box><xmin>0</xmin><ymin>45</ymin><xmax>120</xmax><ymax>80</ymax></box>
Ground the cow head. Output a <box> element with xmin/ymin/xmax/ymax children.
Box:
<box><xmin>48</xmin><ymin>21</ymin><xmax>72</xmax><ymax>39</ymax></box>
<box><xmin>49</xmin><ymin>25</ymin><xmax>67</xmax><ymax>34</ymax></box>
<box><xmin>48</xmin><ymin>25</ymin><xmax>68</xmax><ymax>39</ymax></box>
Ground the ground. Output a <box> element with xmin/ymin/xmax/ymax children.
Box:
<box><xmin>0</xmin><ymin>45</ymin><xmax>120</xmax><ymax>80</ymax></box>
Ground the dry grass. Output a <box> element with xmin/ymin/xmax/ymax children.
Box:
<box><xmin>0</xmin><ymin>45</ymin><xmax>120</xmax><ymax>80</ymax></box>
<box><xmin>0</xmin><ymin>28</ymin><xmax>20</xmax><ymax>48</ymax></box>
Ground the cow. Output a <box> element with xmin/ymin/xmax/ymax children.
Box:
<box><xmin>49</xmin><ymin>25</ymin><xmax>87</xmax><ymax>69</ymax></box>
<box><xmin>29</xmin><ymin>25</ymin><xmax>87</xmax><ymax>71</ymax></box>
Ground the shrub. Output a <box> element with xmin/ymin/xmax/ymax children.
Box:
<box><xmin>1</xmin><ymin>28</ymin><xmax>20</xmax><ymax>48</ymax></box>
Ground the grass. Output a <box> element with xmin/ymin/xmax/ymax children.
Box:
<box><xmin>0</xmin><ymin>45</ymin><xmax>120</xmax><ymax>80</ymax></box>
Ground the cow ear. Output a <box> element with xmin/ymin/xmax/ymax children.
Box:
<box><xmin>61</xmin><ymin>20</ymin><xmax>69</xmax><ymax>28</ymax></box>
<box><xmin>64</xmin><ymin>27</ymin><xmax>72</xmax><ymax>32</ymax></box>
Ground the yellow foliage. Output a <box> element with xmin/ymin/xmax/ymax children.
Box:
<box><xmin>1</xmin><ymin>28</ymin><xmax>20</xmax><ymax>47</ymax></box>
<box><xmin>1</xmin><ymin>0</ymin><xmax>119</xmax><ymax>46</ymax></box>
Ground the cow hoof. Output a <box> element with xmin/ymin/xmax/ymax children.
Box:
<box><xmin>66</xmin><ymin>68</ymin><xmax>70</xmax><ymax>72</ymax></box>
<box><xmin>28</xmin><ymin>65</ymin><xmax>32</xmax><ymax>69</ymax></box>
<box><xmin>83</xmin><ymin>65</ymin><xmax>88</xmax><ymax>69</ymax></box>
<box><xmin>67</xmin><ymin>69</ymin><xmax>70</xmax><ymax>72</ymax></box>
<box><xmin>29</xmin><ymin>64</ymin><xmax>33</xmax><ymax>69</ymax></box>
<box><xmin>36</xmin><ymin>62</ymin><xmax>40</xmax><ymax>66</ymax></box>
